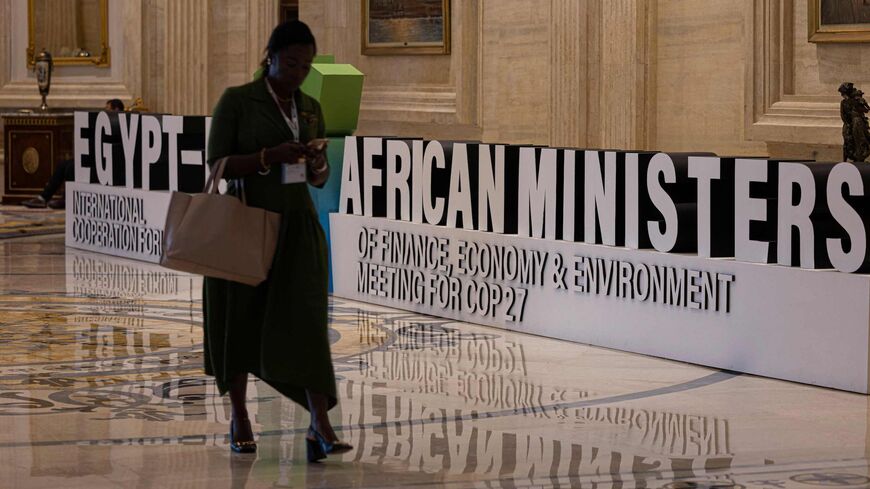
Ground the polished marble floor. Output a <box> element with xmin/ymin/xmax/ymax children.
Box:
<box><xmin>2</xmin><ymin>232</ymin><xmax>870</xmax><ymax>489</ymax></box>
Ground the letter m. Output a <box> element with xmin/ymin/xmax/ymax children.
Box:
<box><xmin>518</xmin><ymin>147</ymin><xmax>557</xmax><ymax>239</ymax></box>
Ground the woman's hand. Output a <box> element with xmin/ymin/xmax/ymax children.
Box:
<box><xmin>304</xmin><ymin>139</ymin><xmax>328</xmax><ymax>181</ymax></box>
<box><xmin>306</xmin><ymin>152</ymin><xmax>327</xmax><ymax>173</ymax></box>
<box><xmin>266</xmin><ymin>142</ymin><xmax>307</xmax><ymax>166</ymax></box>
<box><xmin>306</xmin><ymin>146</ymin><xmax>329</xmax><ymax>187</ymax></box>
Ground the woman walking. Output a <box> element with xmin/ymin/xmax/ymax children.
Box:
<box><xmin>204</xmin><ymin>20</ymin><xmax>351</xmax><ymax>462</ymax></box>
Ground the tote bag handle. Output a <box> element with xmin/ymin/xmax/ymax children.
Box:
<box><xmin>204</xmin><ymin>157</ymin><xmax>248</xmax><ymax>205</ymax></box>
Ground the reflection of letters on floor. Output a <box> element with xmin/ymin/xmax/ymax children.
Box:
<box><xmin>340</xmin><ymin>379</ymin><xmax>734</xmax><ymax>480</ymax></box>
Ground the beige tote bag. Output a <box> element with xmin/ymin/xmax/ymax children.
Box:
<box><xmin>160</xmin><ymin>157</ymin><xmax>280</xmax><ymax>286</ymax></box>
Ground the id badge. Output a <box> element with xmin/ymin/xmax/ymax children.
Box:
<box><xmin>281</xmin><ymin>162</ymin><xmax>307</xmax><ymax>184</ymax></box>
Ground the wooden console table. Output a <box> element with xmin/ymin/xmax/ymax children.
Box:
<box><xmin>1</xmin><ymin>109</ymin><xmax>75</xmax><ymax>205</ymax></box>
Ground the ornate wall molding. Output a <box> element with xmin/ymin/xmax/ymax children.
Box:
<box><xmin>303</xmin><ymin>0</ymin><xmax>480</xmax><ymax>140</ymax></box>
<box><xmin>361</xmin><ymin>87</ymin><xmax>456</xmax><ymax>121</ymax></box>
<box><xmin>0</xmin><ymin>0</ymin><xmax>141</xmax><ymax>109</ymax></box>
<box><xmin>745</xmin><ymin>0</ymin><xmax>841</xmax><ymax>146</ymax></box>
<box><xmin>1</xmin><ymin>0</ymin><xmax>276</xmax><ymax>117</ymax></box>
<box><xmin>0</xmin><ymin>0</ymin><xmax>143</xmax><ymax>164</ymax></box>
<box><xmin>356</xmin><ymin>0</ymin><xmax>481</xmax><ymax>138</ymax></box>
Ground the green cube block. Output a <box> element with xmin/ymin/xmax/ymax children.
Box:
<box><xmin>313</xmin><ymin>54</ymin><xmax>335</xmax><ymax>64</ymax></box>
<box><xmin>301</xmin><ymin>63</ymin><xmax>364</xmax><ymax>137</ymax></box>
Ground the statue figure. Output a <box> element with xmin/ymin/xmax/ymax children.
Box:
<box><xmin>839</xmin><ymin>82</ymin><xmax>870</xmax><ymax>163</ymax></box>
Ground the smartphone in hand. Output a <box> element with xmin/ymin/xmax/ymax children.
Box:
<box><xmin>306</xmin><ymin>138</ymin><xmax>328</xmax><ymax>157</ymax></box>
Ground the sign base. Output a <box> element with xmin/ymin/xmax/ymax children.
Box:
<box><xmin>330</xmin><ymin>213</ymin><xmax>870</xmax><ymax>393</ymax></box>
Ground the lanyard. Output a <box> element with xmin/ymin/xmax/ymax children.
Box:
<box><xmin>265</xmin><ymin>78</ymin><xmax>299</xmax><ymax>142</ymax></box>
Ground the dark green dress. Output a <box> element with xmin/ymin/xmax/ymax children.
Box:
<box><xmin>203</xmin><ymin>77</ymin><xmax>336</xmax><ymax>410</ymax></box>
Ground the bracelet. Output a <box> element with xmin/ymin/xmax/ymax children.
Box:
<box><xmin>258</xmin><ymin>148</ymin><xmax>271</xmax><ymax>175</ymax></box>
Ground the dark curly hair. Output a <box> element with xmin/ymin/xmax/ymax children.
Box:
<box><xmin>105</xmin><ymin>99</ymin><xmax>125</xmax><ymax>111</ymax></box>
<box><xmin>260</xmin><ymin>20</ymin><xmax>317</xmax><ymax>70</ymax></box>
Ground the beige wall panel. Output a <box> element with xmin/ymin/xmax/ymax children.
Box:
<box><xmin>305</xmin><ymin>1</ymin><xmax>451</xmax><ymax>87</ymax></box>
<box><xmin>792</xmin><ymin>4</ymin><xmax>870</xmax><ymax>98</ymax></box>
<box><xmin>744</xmin><ymin>0</ymin><xmax>869</xmax><ymax>160</ymax></box>
<box><xmin>301</xmin><ymin>0</ymin><xmax>475</xmax><ymax>139</ymax></box>
<box><xmin>656</xmin><ymin>0</ymin><xmax>766</xmax><ymax>156</ymax></box>
<box><xmin>5</xmin><ymin>0</ymin><xmax>868</xmax><ymax>166</ymax></box>
<box><xmin>479</xmin><ymin>0</ymin><xmax>551</xmax><ymax>145</ymax></box>
<box><xmin>207</xmin><ymin>0</ymin><xmax>251</xmax><ymax>111</ymax></box>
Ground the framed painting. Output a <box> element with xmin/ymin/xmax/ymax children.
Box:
<box><xmin>361</xmin><ymin>0</ymin><xmax>450</xmax><ymax>55</ymax></box>
<box><xmin>809</xmin><ymin>0</ymin><xmax>870</xmax><ymax>42</ymax></box>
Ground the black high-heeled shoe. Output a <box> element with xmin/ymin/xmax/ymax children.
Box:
<box><xmin>306</xmin><ymin>426</ymin><xmax>352</xmax><ymax>463</ymax></box>
<box><xmin>229</xmin><ymin>418</ymin><xmax>257</xmax><ymax>454</ymax></box>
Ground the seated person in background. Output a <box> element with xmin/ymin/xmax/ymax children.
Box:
<box><xmin>23</xmin><ymin>99</ymin><xmax>125</xmax><ymax>209</ymax></box>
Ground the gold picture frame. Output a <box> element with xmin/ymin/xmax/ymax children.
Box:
<box><xmin>27</xmin><ymin>0</ymin><xmax>111</xmax><ymax>67</ymax></box>
<box><xmin>808</xmin><ymin>0</ymin><xmax>870</xmax><ymax>43</ymax></box>
<box><xmin>361</xmin><ymin>0</ymin><xmax>450</xmax><ymax>55</ymax></box>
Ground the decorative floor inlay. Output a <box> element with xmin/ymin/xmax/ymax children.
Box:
<box><xmin>0</xmin><ymin>208</ymin><xmax>65</xmax><ymax>239</ymax></box>
<box><xmin>1</xmin><ymin>232</ymin><xmax>870</xmax><ymax>488</ymax></box>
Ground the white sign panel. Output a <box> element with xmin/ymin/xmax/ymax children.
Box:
<box><xmin>65</xmin><ymin>182</ymin><xmax>172</xmax><ymax>264</ymax></box>
<box><xmin>331</xmin><ymin>213</ymin><xmax>870</xmax><ymax>393</ymax></box>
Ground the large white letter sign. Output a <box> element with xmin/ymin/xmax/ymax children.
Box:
<box><xmin>339</xmin><ymin>136</ymin><xmax>362</xmax><ymax>215</ymax></box>
<box><xmin>447</xmin><ymin>143</ymin><xmax>474</xmax><ymax>230</ymax></box>
<box><xmin>140</xmin><ymin>115</ymin><xmax>163</xmax><ymax>191</ymax></box>
<box><xmin>563</xmin><ymin>150</ymin><xmax>578</xmax><ymax>242</ymax></box>
<box><xmin>363</xmin><ymin>137</ymin><xmax>383</xmax><ymax>217</ymax></box>
<box><xmin>688</xmin><ymin>157</ymin><xmax>721</xmax><ymax>258</ymax></box>
<box><xmin>422</xmin><ymin>141</ymin><xmax>446</xmax><ymax>225</ymax></box>
<box><xmin>584</xmin><ymin>151</ymin><xmax>617</xmax><ymax>245</ymax></box>
<box><xmin>94</xmin><ymin>111</ymin><xmax>113</xmax><ymax>186</ymax></box>
<box><xmin>162</xmin><ymin>115</ymin><xmax>184</xmax><ymax>191</ymax></box>
<box><xmin>385</xmin><ymin>139</ymin><xmax>412</xmax><ymax>220</ymax></box>
<box><xmin>412</xmin><ymin>140</ymin><xmax>425</xmax><ymax>224</ymax></box>
<box><xmin>777</xmin><ymin>162</ymin><xmax>816</xmax><ymax>268</ymax></box>
<box><xmin>518</xmin><ymin>147</ymin><xmax>557</xmax><ymax>239</ymax></box>
<box><xmin>647</xmin><ymin>153</ymin><xmax>678</xmax><ymax>252</ymax></box>
<box><xmin>118</xmin><ymin>113</ymin><xmax>140</xmax><ymax>188</ymax></box>
<box><xmin>74</xmin><ymin>112</ymin><xmax>91</xmax><ymax>182</ymax></box>
<box><xmin>827</xmin><ymin>162</ymin><xmax>867</xmax><ymax>273</ymax></box>
<box><xmin>478</xmin><ymin>145</ymin><xmax>505</xmax><ymax>233</ymax></box>
<box><xmin>624</xmin><ymin>153</ymin><xmax>640</xmax><ymax>249</ymax></box>
<box><xmin>734</xmin><ymin>159</ymin><xmax>771</xmax><ymax>263</ymax></box>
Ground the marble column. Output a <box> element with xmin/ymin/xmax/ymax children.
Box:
<box><xmin>602</xmin><ymin>0</ymin><xmax>655</xmax><ymax>150</ymax></box>
<box><xmin>163</xmin><ymin>0</ymin><xmax>209</xmax><ymax>115</ymax></box>
<box><xmin>206</xmin><ymin>0</ymin><xmax>277</xmax><ymax>111</ymax></box>
<box><xmin>550</xmin><ymin>0</ymin><xmax>586</xmax><ymax>148</ymax></box>
<box><xmin>246</xmin><ymin>0</ymin><xmax>278</xmax><ymax>79</ymax></box>
<box><xmin>549</xmin><ymin>0</ymin><xmax>656</xmax><ymax>150</ymax></box>
<box><xmin>143</xmin><ymin>0</ymin><xmax>276</xmax><ymax>115</ymax></box>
